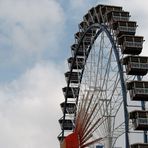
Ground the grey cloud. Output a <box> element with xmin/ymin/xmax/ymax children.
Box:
<box><xmin>0</xmin><ymin>62</ymin><xmax>64</xmax><ymax>148</ymax></box>
<box><xmin>0</xmin><ymin>0</ymin><xmax>65</xmax><ymax>58</ymax></box>
<box><xmin>0</xmin><ymin>0</ymin><xmax>66</xmax><ymax>82</ymax></box>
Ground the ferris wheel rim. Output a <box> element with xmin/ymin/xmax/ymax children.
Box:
<box><xmin>59</xmin><ymin>4</ymin><xmax>147</xmax><ymax>148</ymax></box>
<box><xmin>61</xmin><ymin>23</ymin><xmax>129</xmax><ymax>147</ymax></box>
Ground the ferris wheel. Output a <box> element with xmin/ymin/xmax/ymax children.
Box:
<box><xmin>58</xmin><ymin>4</ymin><xmax>148</xmax><ymax>148</ymax></box>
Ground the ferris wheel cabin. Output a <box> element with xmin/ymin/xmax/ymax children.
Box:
<box><xmin>101</xmin><ymin>5</ymin><xmax>122</xmax><ymax>15</ymax></box>
<box><xmin>71</xmin><ymin>44</ymin><xmax>86</xmax><ymax>56</ymax></box>
<box><xmin>68</xmin><ymin>57</ymin><xmax>85</xmax><ymax>69</ymax></box>
<box><xmin>112</xmin><ymin>21</ymin><xmax>137</xmax><ymax>37</ymax></box>
<box><xmin>106</xmin><ymin>10</ymin><xmax>130</xmax><ymax>23</ymax></box>
<box><xmin>79</xmin><ymin>21</ymin><xmax>88</xmax><ymax>31</ymax></box>
<box><xmin>127</xmin><ymin>81</ymin><xmax>148</xmax><ymax>101</ymax></box>
<box><xmin>118</xmin><ymin>35</ymin><xmax>144</xmax><ymax>55</ymax></box>
<box><xmin>60</xmin><ymin>102</ymin><xmax>76</xmax><ymax>114</ymax></box>
<box><xmin>62</xmin><ymin>87</ymin><xmax>79</xmax><ymax>98</ymax></box>
<box><xmin>129</xmin><ymin>110</ymin><xmax>148</xmax><ymax>130</ymax></box>
<box><xmin>65</xmin><ymin>71</ymin><xmax>80</xmax><ymax>84</ymax></box>
<box><xmin>130</xmin><ymin>143</ymin><xmax>148</xmax><ymax>148</ymax></box>
<box><xmin>59</xmin><ymin>118</ymin><xmax>73</xmax><ymax>131</ymax></box>
<box><xmin>122</xmin><ymin>56</ymin><xmax>148</xmax><ymax>75</ymax></box>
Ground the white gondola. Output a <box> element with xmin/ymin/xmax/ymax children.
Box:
<box><xmin>75</xmin><ymin>31</ymin><xmax>94</xmax><ymax>44</ymax></box>
<box><xmin>129</xmin><ymin>110</ymin><xmax>148</xmax><ymax>130</ymax></box>
<box><xmin>122</xmin><ymin>56</ymin><xmax>148</xmax><ymax>75</ymax></box>
<box><xmin>60</xmin><ymin>102</ymin><xmax>76</xmax><ymax>114</ymax></box>
<box><xmin>130</xmin><ymin>143</ymin><xmax>148</xmax><ymax>148</ymax></box>
<box><xmin>83</xmin><ymin>12</ymin><xmax>94</xmax><ymax>26</ymax></box>
<box><xmin>127</xmin><ymin>81</ymin><xmax>148</xmax><ymax>101</ymax></box>
<box><xmin>62</xmin><ymin>87</ymin><xmax>79</xmax><ymax>98</ymax></box>
<box><xmin>101</xmin><ymin>5</ymin><xmax>122</xmax><ymax>16</ymax></box>
<box><xmin>112</xmin><ymin>21</ymin><xmax>137</xmax><ymax>37</ymax></box>
<box><xmin>71</xmin><ymin>44</ymin><xmax>86</xmax><ymax>57</ymax></box>
<box><xmin>65</xmin><ymin>71</ymin><xmax>80</xmax><ymax>84</ymax></box>
<box><xmin>68</xmin><ymin>57</ymin><xmax>85</xmax><ymax>70</ymax></box>
<box><xmin>107</xmin><ymin>11</ymin><xmax>130</xmax><ymax>23</ymax></box>
<box><xmin>59</xmin><ymin>118</ymin><xmax>73</xmax><ymax>130</ymax></box>
<box><xmin>118</xmin><ymin>35</ymin><xmax>144</xmax><ymax>55</ymax></box>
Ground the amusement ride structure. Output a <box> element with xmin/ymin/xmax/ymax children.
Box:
<box><xmin>58</xmin><ymin>4</ymin><xmax>148</xmax><ymax>148</ymax></box>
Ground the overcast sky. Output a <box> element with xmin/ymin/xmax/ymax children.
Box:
<box><xmin>0</xmin><ymin>0</ymin><xmax>148</xmax><ymax>148</ymax></box>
